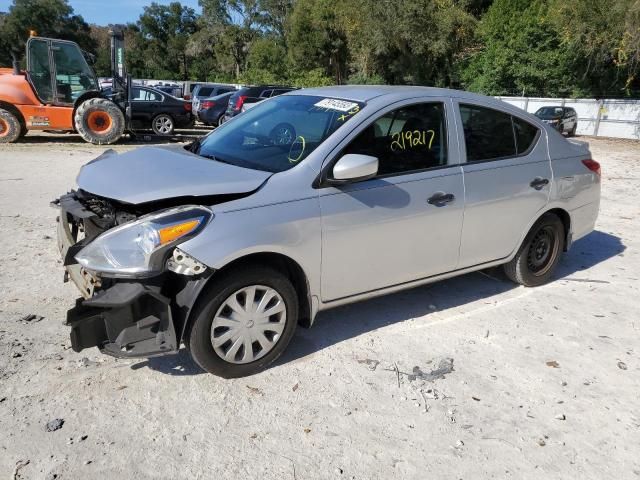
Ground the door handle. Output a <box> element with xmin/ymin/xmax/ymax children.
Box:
<box><xmin>530</xmin><ymin>177</ymin><xmax>549</xmax><ymax>190</ymax></box>
<box><xmin>427</xmin><ymin>192</ymin><xmax>455</xmax><ymax>207</ymax></box>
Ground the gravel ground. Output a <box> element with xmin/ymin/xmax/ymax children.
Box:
<box><xmin>0</xmin><ymin>134</ymin><xmax>639</xmax><ymax>480</ymax></box>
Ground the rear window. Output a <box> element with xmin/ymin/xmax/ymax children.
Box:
<box><xmin>199</xmin><ymin>87</ymin><xmax>214</xmax><ymax>97</ymax></box>
<box><xmin>460</xmin><ymin>104</ymin><xmax>539</xmax><ymax>162</ymax></box>
<box><xmin>513</xmin><ymin>117</ymin><xmax>539</xmax><ymax>154</ymax></box>
<box><xmin>460</xmin><ymin>105</ymin><xmax>515</xmax><ymax>161</ymax></box>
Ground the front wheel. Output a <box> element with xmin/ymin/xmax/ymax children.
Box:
<box><xmin>568</xmin><ymin>123</ymin><xmax>577</xmax><ymax>137</ymax></box>
<box><xmin>503</xmin><ymin>213</ymin><xmax>565</xmax><ymax>287</ymax></box>
<box><xmin>186</xmin><ymin>266</ymin><xmax>299</xmax><ymax>378</ymax></box>
<box><xmin>75</xmin><ymin>97</ymin><xmax>125</xmax><ymax>145</ymax></box>
<box><xmin>152</xmin><ymin>114</ymin><xmax>175</xmax><ymax>135</ymax></box>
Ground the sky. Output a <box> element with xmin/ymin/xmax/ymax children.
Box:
<box><xmin>0</xmin><ymin>0</ymin><xmax>202</xmax><ymax>26</ymax></box>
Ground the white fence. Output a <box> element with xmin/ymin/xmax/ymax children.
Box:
<box><xmin>496</xmin><ymin>96</ymin><xmax>640</xmax><ymax>140</ymax></box>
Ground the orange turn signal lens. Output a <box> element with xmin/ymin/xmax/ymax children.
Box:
<box><xmin>158</xmin><ymin>219</ymin><xmax>201</xmax><ymax>245</ymax></box>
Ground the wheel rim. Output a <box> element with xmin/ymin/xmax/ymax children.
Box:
<box><xmin>272</xmin><ymin>126</ymin><xmax>294</xmax><ymax>145</ymax></box>
<box><xmin>527</xmin><ymin>225</ymin><xmax>559</xmax><ymax>276</ymax></box>
<box><xmin>87</xmin><ymin>111</ymin><xmax>112</xmax><ymax>133</ymax></box>
<box><xmin>210</xmin><ymin>285</ymin><xmax>287</xmax><ymax>364</ymax></box>
<box><xmin>155</xmin><ymin>116</ymin><xmax>173</xmax><ymax>134</ymax></box>
<box><xmin>0</xmin><ymin>118</ymin><xmax>8</xmax><ymax>137</ymax></box>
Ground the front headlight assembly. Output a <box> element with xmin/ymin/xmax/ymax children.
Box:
<box><xmin>75</xmin><ymin>205</ymin><xmax>212</xmax><ymax>277</ymax></box>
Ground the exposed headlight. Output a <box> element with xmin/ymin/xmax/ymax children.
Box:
<box><xmin>75</xmin><ymin>205</ymin><xmax>212</xmax><ymax>277</ymax></box>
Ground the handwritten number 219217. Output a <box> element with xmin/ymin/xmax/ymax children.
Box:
<box><xmin>390</xmin><ymin>130</ymin><xmax>435</xmax><ymax>151</ymax></box>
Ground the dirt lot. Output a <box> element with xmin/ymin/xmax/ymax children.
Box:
<box><xmin>0</xmin><ymin>134</ymin><xmax>639</xmax><ymax>480</ymax></box>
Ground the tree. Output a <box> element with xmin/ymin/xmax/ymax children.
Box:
<box><xmin>287</xmin><ymin>0</ymin><xmax>348</xmax><ymax>84</ymax></box>
<box><xmin>138</xmin><ymin>2</ymin><xmax>199</xmax><ymax>80</ymax></box>
<box><xmin>461</xmin><ymin>0</ymin><xmax>576</xmax><ymax>96</ymax></box>
<box><xmin>550</xmin><ymin>0</ymin><xmax>640</xmax><ymax>96</ymax></box>
<box><xmin>0</xmin><ymin>0</ymin><xmax>94</xmax><ymax>67</ymax></box>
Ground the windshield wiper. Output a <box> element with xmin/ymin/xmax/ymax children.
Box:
<box><xmin>189</xmin><ymin>138</ymin><xmax>201</xmax><ymax>153</ymax></box>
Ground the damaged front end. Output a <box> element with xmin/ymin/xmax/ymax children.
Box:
<box><xmin>54</xmin><ymin>191</ymin><xmax>212</xmax><ymax>358</ymax></box>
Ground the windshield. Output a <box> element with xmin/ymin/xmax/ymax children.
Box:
<box><xmin>196</xmin><ymin>95</ymin><xmax>365</xmax><ymax>173</ymax></box>
<box><xmin>536</xmin><ymin>107</ymin><xmax>563</xmax><ymax>117</ymax></box>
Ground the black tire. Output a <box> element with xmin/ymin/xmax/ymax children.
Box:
<box><xmin>186</xmin><ymin>265</ymin><xmax>299</xmax><ymax>378</ymax></box>
<box><xmin>504</xmin><ymin>213</ymin><xmax>565</xmax><ymax>287</ymax></box>
<box><xmin>19</xmin><ymin>123</ymin><xmax>28</xmax><ymax>138</ymax></box>
<box><xmin>568</xmin><ymin>123</ymin><xmax>577</xmax><ymax>137</ymax></box>
<box><xmin>152</xmin><ymin>114</ymin><xmax>175</xmax><ymax>135</ymax></box>
<box><xmin>0</xmin><ymin>108</ymin><xmax>21</xmax><ymax>143</ymax></box>
<box><xmin>74</xmin><ymin>97</ymin><xmax>125</xmax><ymax>145</ymax></box>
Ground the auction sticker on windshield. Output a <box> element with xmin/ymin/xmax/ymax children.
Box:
<box><xmin>314</xmin><ymin>98</ymin><xmax>361</xmax><ymax>112</ymax></box>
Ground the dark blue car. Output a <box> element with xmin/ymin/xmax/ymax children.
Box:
<box><xmin>196</xmin><ymin>91</ymin><xmax>234</xmax><ymax>127</ymax></box>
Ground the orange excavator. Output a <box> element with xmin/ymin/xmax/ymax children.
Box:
<box><xmin>0</xmin><ymin>29</ymin><xmax>128</xmax><ymax>145</ymax></box>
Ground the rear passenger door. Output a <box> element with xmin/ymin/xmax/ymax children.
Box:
<box><xmin>455</xmin><ymin>102</ymin><xmax>551</xmax><ymax>268</ymax></box>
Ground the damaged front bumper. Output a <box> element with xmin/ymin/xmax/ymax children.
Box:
<box><xmin>55</xmin><ymin>194</ymin><xmax>209</xmax><ymax>358</ymax></box>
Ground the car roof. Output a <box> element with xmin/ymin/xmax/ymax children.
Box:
<box><xmin>283</xmin><ymin>85</ymin><xmax>512</xmax><ymax>104</ymax></box>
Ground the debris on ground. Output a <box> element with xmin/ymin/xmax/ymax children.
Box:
<box><xmin>356</xmin><ymin>358</ymin><xmax>380</xmax><ymax>371</ymax></box>
<box><xmin>12</xmin><ymin>459</ymin><xmax>30</xmax><ymax>480</ymax></box>
<box><xmin>406</xmin><ymin>358</ymin><xmax>454</xmax><ymax>382</ymax></box>
<box><xmin>18</xmin><ymin>314</ymin><xmax>44</xmax><ymax>323</ymax></box>
<box><xmin>546</xmin><ymin>360</ymin><xmax>560</xmax><ymax>368</ymax></box>
<box><xmin>617</xmin><ymin>361</ymin><xmax>628</xmax><ymax>370</ymax></box>
<box><xmin>45</xmin><ymin>419</ymin><xmax>64</xmax><ymax>432</ymax></box>
<box><xmin>555</xmin><ymin>414</ymin><xmax>566</xmax><ymax>420</ymax></box>
<box><xmin>246</xmin><ymin>385</ymin><xmax>263</xmax><ymax>395</ymax></box>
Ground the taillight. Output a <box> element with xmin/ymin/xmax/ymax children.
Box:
<box><xmin>234</xmin><ymin>95</ymin><xmax>247</xmax><ymax>110</ymax></box>
<box><xmin>201</xmin><ymin>101</ymin><xmax>215</xmax><ymax>109</ymax></box>
<box><xmin>582</xmin><ymin>159</ymin><xmax>601</xmax><ymax>176</ymax></box>
<box><xmin>184</xmin><ymin>102</ymin><xmax>192</xmax><ymax>112</ymax></box>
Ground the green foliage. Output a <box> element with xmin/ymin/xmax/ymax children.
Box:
<box><xmin>0</xmin><ymin>0</ymin><xmax>94</xmax><ymax>66</ymax></box>
<box><xmin>1</xmin><ymin>0</ymin><xmax>638</xmax><ymax>96</ymax></box>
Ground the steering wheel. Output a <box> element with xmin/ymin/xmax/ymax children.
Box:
<box><xmin>269</xmin><ymin>123</ymin><xmax>296</xmax><ymax>145</ymax></box>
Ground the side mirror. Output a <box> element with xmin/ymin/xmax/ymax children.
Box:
<box><xmin>330</xmin><ymin>154</ymin><xmax>378</xmax><ymax>184</ymax></box>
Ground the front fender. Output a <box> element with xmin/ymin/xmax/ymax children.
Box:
<box><xmin>178</xmin><ymin>197</ymin><xmax>322</xmax><ymax>300</ymax></box>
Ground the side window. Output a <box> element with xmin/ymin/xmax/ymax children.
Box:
<box><xmin>259</xmin><ymin>89</ymin><xmax>273</xmax><ymax>98</ymax></box>
<box><xmin>273</xmin><ymin>89</ymin><xmax>291</xmax><ymax>96</ymax></box>
<box><xmin>512</xmin><ymin>117</ymin><xmax>539</xmax><ymax>154</ymax></box>
<box><xmin>133</xmin><ymin>89</ymin><xmax>161</xmax><ymax>101</ymax></box>
<box><xmin>460</xmin><ymin>104</ymin><xmax>516</xmax><ymax>162</ymax></box>
<box><xmin>343</xmin><ymin>102</ymin><xmax>448</xmax><ymax>176</ymax></box>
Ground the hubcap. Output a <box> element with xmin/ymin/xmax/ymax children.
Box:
<box><xmin>527</xmin><ymin>226</ymin><xmax>558</xmax><ymax>276</ymax></box>
<box><xmin>210</xmin><ymin>285</ymin><xmax>286</xmax><ymax>364</ymax></box>
<box><xmin>155</xmin><ymin>116</ymin><xmax>173</xmax><ymax>134</ymax></box>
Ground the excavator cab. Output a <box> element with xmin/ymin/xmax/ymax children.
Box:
<box><xmin>26</xmin><ymin>37</ymin><xmax>100</xmax><ymax>106</ymax></box>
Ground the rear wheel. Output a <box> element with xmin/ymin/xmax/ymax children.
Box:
<box><xmin>504</xmin><ymin>213</ymin><xmax>565</xmax><ymax>287</ymax></box>
<box><xmin>568</xmin><ymin>123</ymin><xmax>577</xmax><ymax>137</ymax></box>
<box><xmin>186</xmin><ymin>265</ymin><xmax>298</xmax><ymax>378</ymax></box>
<box><xmin>75</xmin><ymin>98</ymin><xmax>125</xmax><ymax>145</ymax></box>
<box><xmin>0</xmin><ymin>108</ymin><xmax>21</xmax><ymax>143</ymax></box>
<box><xmin>152</xmin><ymin>114</ymin><xmax>175</xmax><ymax>135</ymax></box>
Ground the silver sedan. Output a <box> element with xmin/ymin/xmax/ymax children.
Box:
<box><xmin>55</xmin><ymin>86</ymin><xmax>601</xmax><ymax>377</ymax></box>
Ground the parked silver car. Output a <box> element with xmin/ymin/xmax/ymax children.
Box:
<box><xmin>54</xmin><ymin>86</ymin><xmax>601</xmax><ymax>377</ymax></box>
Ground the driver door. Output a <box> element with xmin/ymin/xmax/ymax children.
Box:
<box><xmin>318</xmin><ymin>100</ymin><xmax>465</xmax><ymax>301</ymax></box>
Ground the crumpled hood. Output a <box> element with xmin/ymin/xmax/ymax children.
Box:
<box><xmin>76</xmin><ymin>145</ymin><xmax>272</xmax><ymax>205</ymax></box>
